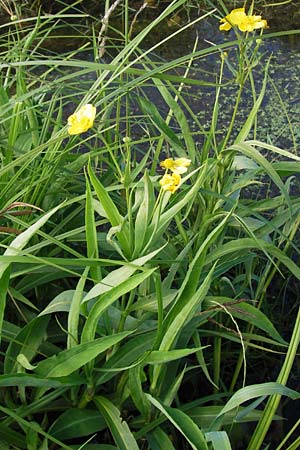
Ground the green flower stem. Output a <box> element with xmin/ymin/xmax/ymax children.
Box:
<box><xmin>247</xmin><ymin>303</ymin><xmax>300</xmax><ymax>450</ymax></box>
<box><xmin>221</xmin><ymin>36</ymin><xmax>247</xmax><ymax>152</ymax></box>
<box><xmin>221</xmin><ymin>81</ymin><xmax>243</xmax><ymax>151</ymax></box>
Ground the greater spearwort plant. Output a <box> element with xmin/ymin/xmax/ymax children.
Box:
<box><xmin>0</xmin><ymin>1</ymin><xmax>300</xmax><ymax>449</ymax></box>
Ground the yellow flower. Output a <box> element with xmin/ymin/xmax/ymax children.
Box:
<box><xmin>239</xmin><ymin>15</ymin><xmax>268</xmax><ymax>32</ymax></box>
<box><xmin>67</xmin><ymin>104</ymin><xmax>96</xmax><ymax>135</ymax></box>
<box><xmin>219</xmin><ymin>8</ymin><xmax>268</xmax><ymax>32</ymax></box>
<box><xmin>159</xmin><ymin>172</ymin><xmax>181</xmax><ymax>194</ymax></box>
<box><xmin>160</xmin><ymin>158</ymin><xmax>191</xmax><ymax>174</ymax></box>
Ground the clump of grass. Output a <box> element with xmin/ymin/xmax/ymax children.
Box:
<box><xmin>0</xmin><ymin>1</ymin><xmax>300</xmax><ymax>449</ymax></box>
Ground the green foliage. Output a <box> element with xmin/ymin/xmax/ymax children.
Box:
<box><xmin>0</xmin><ymin>1</ymin><xmax>299</xmax><ymax>449</ymax></box>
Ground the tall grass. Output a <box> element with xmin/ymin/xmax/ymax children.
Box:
<box><xmin>0</xmin><ymin>1</ymin><xmax>300</xmax><ymax>449</ymax></box>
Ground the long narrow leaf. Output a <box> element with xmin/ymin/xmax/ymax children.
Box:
<box><xmin>94</xmin><ymin>396</ymin><xmax>140</xmax><ymax>450</ymax></box>
<box><xmin>146</xmin><ymin>394</ymin><xmax>208</xmax><ymax>450</ymax></box>
<box><xmin>35</xmin><ymin>331</ymin><xmax>132</xmax><ymax>377</ymax></box>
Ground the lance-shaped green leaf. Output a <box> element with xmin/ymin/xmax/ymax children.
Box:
<box><xmin>151</xmin><ymin>264</ymin><xmax>215</xmax><ymax>389</ymax></box>
<box><xmin>147</xmin><ymin>427</ymin><xmax>176</xmax><ymax>450</ymax></box>
<box><xmin>67</xmin><ymin>267</ymin><xmax>89</xmax><ymax>349</ymax></box>
<box><xmin>49</xmin><ymin>408</ymin><xmax>106</xmax><ymax>440</ymax></box>
<box><xmin>134</xmin><ymin>170</ymin><xmax>155</xmax><ymax>257</ymax></box>
<box><xmin>138</xmin><ymin>96</ymin><xmax>186</xmax><ymax>157</ymax></box>
<box><xmin>145</xmin><ymin>347</ymin><xmax>206</xmax><ymax>365</ymax></box>
<box><xmin>214</xmin><ymin>382</ymin><xmax>300</xmax><ymax>423</ymax></box>
<box><xmin>205</xmin><ymin>431</ymin><xmax>232</xmax><ymax>450</ymax></box>
<box><xmin>204</xmin><ymin>238</ymin><xmax>300</xmax><ymax>280</ymax></box>
<box><xmin>96</xmin><ymin>332</ymin><xmax>154</xmax><ymax>386</ymax></box>
<box><xmin>0</xmin><ymin>373</ymin><xmax>84</xmax><ymax>388</ymax></box>
<box><xmin>228</xmin><ymin>142</ymin><xmax>292</xmax><ymax>214</ymax></box>
<box><xmin>81</xmin><ymin>269</ymin><xmax>156</xmax><ymax>345</ymax></box>
<box><xmin>204</xmin><ymin>297</ymin><xmax>286</xmax><ymax>344</ymax></box>
<box><xmin>94</xmin><ymin>396</ymin><xmax>140</xmax><ymax>450</ymax></box>
<box><xmin>35</xmin><ymin>331</ymin><xmax>132</xmax><ymax>377</ymax></box>
<box><xmin>85</xmin><ymin>173</ymin><xmax>101</xmax><ymax>281</ymax></box>
<box><xmin>152</xmin><ymin>77</ymin><xmax>196</xmax><ymax>162</ymax></box>
<box><xmin>83</xmin><ymin>246</ymin><xmax>164</xmax><ymax>303</ymax></box>
<box><xmin>4</xmin><ymin>316</ymin><xmax>49</xmax><ymax>374</ymax></box>
<box><xmin>146</xmin><ymin>394</ymin><xmax>208</xmax><ymax>450</ymax></box>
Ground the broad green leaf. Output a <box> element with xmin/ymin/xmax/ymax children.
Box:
<box><xmin>94</xmin><ymin>396</ymin><xmax>140</xmax><ymax>450</ymax></box>
<box><xmin>26</xmin><ymin>424</ymin><xmax>38</xmax><ymax>450</ymax></box>
<box><xmin>193</xmin><ymin>332</ymin><xmax>217</xmax><ymax>389</ymax></box>
<box><xmin>49</xmin><ymin>408</ymin><xmax>106</xmax><ymax>439</ymax></box>
<box><xmin>35</xmin><ymin>331</ymin><xmax>132</xmax><ymax>377</ymax></box>
<box><xmin>81</xmin><ymin>269</ymin><xmax>156</xmax><ymax>345</ymax></box>
<box><xmin>4</xmin><ymin>316</ymin><xmax>50</xmax><ymax>374</ymax></box>
<box><xmin>85</xmin><ymin>173</ymin><xmax>101</xmax><ymax>281</ymax></box>
<box><xmin>138</xmin><ymin>96</ymin><xmax>186</xmax><ymax>157</ymax></box>
<box><xmin>67</xmin><ymin>267</ymin><xmax>89</xmax><ymax>349</ymax></box>
<box><xmin>204</xmin><ymin>297</ymin><xmax>286</xmax><ymax>344</ymax></box>
<box><xmin>232</xmin><ymin>155</ymin><xmax>259</xmax><ymax>170</ymax></box>
<box><xmin>204</xmin><ymin>238</ymin><xmax>300</xmax><ymax>280</ymax></box>
<box><xmin>188</xmin><ymin>405</ymin><xmax>282</xmax><ymax>430</ymax></box>
<box><xmin>216</xmin><ymin>382</ymin><xmax>300</xmax><ymax>419</ymax></box>
<box><xmin>96</xmin><ymin>332</ymin><xmax>154</xmax><ymax>385</ymax></box>
<box><xmin>166</xmin><ymin>210</ymin><xmax>232</xmax><ymax>317</ymax></box>
<box><xmin>161</xmin><ymin>264</ymin><xmax>216</xmax><ymax>351</ymax></box>
<box><xmin>1</xmin><ymin>319</ymin><xmax>20</xmax><ymax>342</ymax></box>
<box><xmin>205</xmin><ymin>431</ymin><xmax>232</xmax><ymax>450</ymax></box>
<box><xmin>246</xmin><ymin>140</ymin><xmax>300</xmax><ymax>161</ymax></box>
<box><xmin>134</xmin><ymin>171</ymin><xmax>154</xmax><ymax>257</ymax></box>
<box><xmin>129</xmin><ymin>365</ymin><xmax>149</xmax><ymax>417</ymax></box>
<box><xmin>146</xmin><ymin>347</ymin><xmax>206</xmax><ymax>365</ymax></box>
<box><xmin>83</xmin><ymin>246</ymin><xmax>163</xmax><ymax>303</ymax></box>
<box><xmin>0</xmin><ymin>373</ymin><xmax>84</xmax><ymax>388</ymax></box>
<box><xmin>147</xmin><ymin>427</ymin><xmax>176</xmax><ymax>450</ymax></box>
<box><xmin>152</xmin><ymin>77</ymin><xmax>196</xmax><ymax>161</ymax></box>
<box><xmin>17</xmin><ymin>354</ymin><xmax>37</xmax><ymax>371</ymax></box>
<box><xmin>229</xmin><ymin>142</ymin><xmax>291</xmax><ymax>214</ymax></box>
<box><xmin>162</xmin><ymin>367</ymin><xmax>186</xmax><ymax>407</ymax></box>
<box><xmin>39</xmin><ymin>290</ymin><xmax>78</xmax><ymax>316</ymax></box>
<box><xmin>146</xmin><ymin>394</ymin><xmax>208</xmax><ymax>450</ymax></box>
<box><xmin>151</xmin><ymin>264</ymin><xmax>215</xmax><ymax>389</ymax></box>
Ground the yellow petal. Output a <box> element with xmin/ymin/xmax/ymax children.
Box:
<box><xmin>160</xmin><ymin>157</ymin><xmax>191</xmax><ymax>174</ymax></box>
<box><xmin>67</xmin><ymin>104</ymin><xmax>96</xmax><ymax>135</ymax></box>
<box><xmin>219</xmin><ymin>21</ymin><xmax>232</xmax><ymax>31</ymax></box>
<box><xmin>159</xmin><ymin>173</ymin><xmax>181</xmax><ymax>193</ymax></box>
